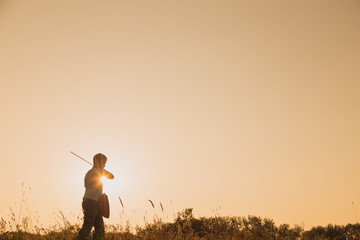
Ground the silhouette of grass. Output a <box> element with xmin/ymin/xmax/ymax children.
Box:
<box><xmin>2</xmin><ymin>187</ymin><xmax>360</xmax><ymax>240</ymax></box>
<box><xmin>2</xmin><ymin>206</ymin><xmax>360</xmax><ymax>240</ymax></box>
<box><xmin>148</xmin><ymin>199</ymin><xmax>155</xmax><ymax>208</ymax></box>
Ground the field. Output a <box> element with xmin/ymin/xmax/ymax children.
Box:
<box><xmin>1</xmin><ymin>208</ymin><xmax>360</xmax><ymax>240</ymax></box>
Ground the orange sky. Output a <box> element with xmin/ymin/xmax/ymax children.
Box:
<box><xmin>0</xmin><ymin>0</ymin><xmax>360</xmax><ymax>229</ymax></box>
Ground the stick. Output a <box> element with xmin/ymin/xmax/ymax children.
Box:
<box><xmin>70</xmin><ymin>151</ymin><xmax>93</xmax><ymax>165</ymax></box>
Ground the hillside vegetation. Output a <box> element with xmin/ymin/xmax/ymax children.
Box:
<box><xmin>1</xmin><ymin>208</ymin><xmax>360</xmax><ymax>240</ymax></box>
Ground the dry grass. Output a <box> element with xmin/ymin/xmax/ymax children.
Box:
<box><xmin>1</xmin><ymin>186</ymin><xmax>359</xmax><ymax>240</ymax></box>
<box><xmin>2</xmin><ymin>205</ymin><xmax>360</xmax><ymax>240</ymax></box>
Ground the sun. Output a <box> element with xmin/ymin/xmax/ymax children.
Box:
<box><xmin>100</xmin><ymin>175</ymin><xmax>106</xmax><ymax>183</ymax></box>
<box><xmin>96</xmin><ymin>159</ymin><xmax>128</xmax><ymax>198</ymax></box>
<box><xmin>100</xmin><ymin>175</ymin><xmax>119</xmax><ymax>196</ymax></box>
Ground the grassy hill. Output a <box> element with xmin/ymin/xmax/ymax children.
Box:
<box><xmin>1</xmin><ymin>208</ymin><xmax>360</xmax><ymax>240</ymax></box>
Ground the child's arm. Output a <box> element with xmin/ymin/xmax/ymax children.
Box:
<box><xmin>102</xmin><ymin>169</ymin><xmax>114</xmax><ymax>179</ymax></box>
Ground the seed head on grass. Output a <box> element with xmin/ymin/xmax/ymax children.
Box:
<box><xmin>148</xmin><ymin>200</ymin><xmax>155</xmax><ymax>208</ymax></box>
<box><xmin>118</xmin><ymin>196</ymin><xmax>124</xmax><ymax>209</ymax></box>
<box><xmin>160</xmin><ymin>202</ymin><xmax>164</xmax><ymax>213</ymax></box>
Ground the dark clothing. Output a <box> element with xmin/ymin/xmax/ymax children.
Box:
<box><xmin>78</xmin><ymin>198</ymin><xmax>104</xmax><ymax>240</ymax></box>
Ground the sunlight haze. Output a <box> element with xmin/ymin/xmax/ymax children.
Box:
<box><xmin>0</xmin><ymin>0</ymin><xmax>359</xmax><ymax>229</ymax></box>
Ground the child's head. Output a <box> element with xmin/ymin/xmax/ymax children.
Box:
<box><xmin>93</xmin><ymin>153</ymin><xmax>107</xmax><ymax>169</ymax></box>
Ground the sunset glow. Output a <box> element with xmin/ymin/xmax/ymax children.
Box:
<box><xmin>0</xmin><ymin>0</ymin><xmax>359</xmax><ymax>231</ymax></box>
<box><xmin>100</xmin><ymin>175</ymin><xmax>106</xmax><ymax>183</ymax></box>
